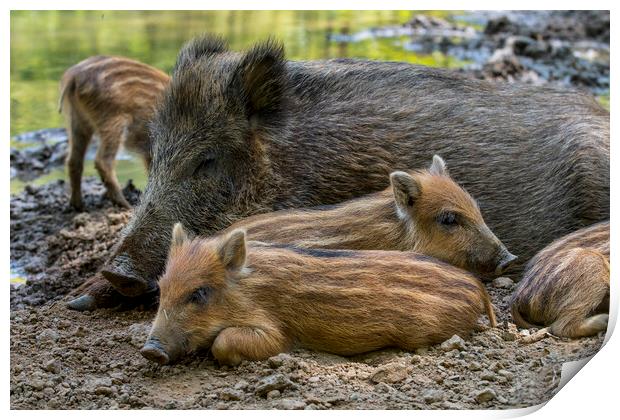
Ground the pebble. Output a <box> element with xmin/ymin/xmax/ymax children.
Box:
<box><xmin>492</xmin><ymin>277</ymin><xmax>514</xmax><ymax>288</ymax></box>
<box><xmin>275</xmin><ymin>399</ymin><xmax>307</xmax><ymax>409</ymax></box>
<box><xmin>268</xmin><ymin>353</ymin><xmax>293</xmax><ymax>369</ymax></box>
<box><xmin>94</xmin><ymin>386</ymin><xmax>114</xmax><ymax>396</ymax></box>
<box><xmin>422</xmin><ymin>389</ymin><xmax>444</xmax><ymax>404</ymax></box>
<box><xmin>43</xmin><ymin>359</ymin><xmax>61</xmax><ymax>374</ymax></box>
<box><xmin>475</xmin><ymin>388</ymin><xmax>497</xmax><ymax>403</ymax></box>
<box><xmin>219</xmin><ymin>388</ymin><xmax>242</xmax><ymax>401</ymax></box>
<box><xmin>255</xmin><ymin>374</ymin><xmax>296</xmax><ymax>397</ymax></box>
<box><xmin>234</xmin><ymin>379</ymin><xmax>250</xmax><ymax>390</ymax></box>
<box><xmin>370</xmin><ymin>362</ymin><xmax>408</xmax><ymax>384</ymax></box>
<box><xmin>37</xmin><ymin>329</ymin><xmax>60</xmax><ymax>343</ymax></box>
<box><xmin>440</xmin><ymin>335</ymin><xmax>466</xmax><ymax>352</ymax></box>
<box><xmin>266</xmin><ymin>390</ymin><xmax>281</xmax><ymax>399</ymax></box>
<box><xmin>480</xmin><ymin>371</ymin><xmax>498</xmax><ymax>381</ymax></box>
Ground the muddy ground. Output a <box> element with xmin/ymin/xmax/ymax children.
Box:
<box><xmin>10</xmin><ymin>11</ymin><xmax>608</xmax><ymax>410</ymax></box>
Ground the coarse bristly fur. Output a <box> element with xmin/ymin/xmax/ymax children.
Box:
<box><xmin>219</xmin><ymin>155</ymin><xmax>515</xmax><ymax>278</ymax></box>
<box><xmin>59</xmin><ymin>55</ymin><xmax>169</xmax><ymax>209</ymax></box>
<box><xmin>510</xmin><ymin>221</ymin><xmax>609</xmax><ymax>339</ymax></box>
<box><xmin>141</xmin><ymin>226</ymin><xmax>497</xmax><ymax>365</ymax></box>
<box><xmin>73</xmin><ymin>34</ymin><xmax>607</xmax><ymax>306</ymax></box>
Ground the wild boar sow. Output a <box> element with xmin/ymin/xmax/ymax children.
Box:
<box><xmin>59</xmin><ymin>56</ymin><xmax>169</xmax><ymax>209</ymax></box>
<box><xmin>140</xmin><ymin>225</ymin><xmax>497</xmax><ymax>365</ymax></box>
<box><xmin>78</xmin><ymin>35</ymin><xmax>607</xmax><ymax>305</ymax></box>
<box><xmin>221</xmin><ymin>155</ymin><xmax>516</xmax><ymax>277</ymax></box>
<box><xmin>510</xmin><ymin>221</ymin><xmax>609</xmax><ymax>339</ymax></box>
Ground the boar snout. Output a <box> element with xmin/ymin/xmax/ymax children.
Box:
<box><xmin>494</xmin><ymin>251</ymin><xmax>518</xmax><ymax>276</ymax></box>
<box><xmin>140</xmin><ymin>338</ymin><xmax>170</xmax><ymax>365</ymax></box>
<box><xmin>101</xmin><ymin>253</ymin><xmax>152</xmax><ymax>297</ymax></box>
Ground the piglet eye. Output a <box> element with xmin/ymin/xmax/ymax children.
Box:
<box><xmin>187</xmin><ymin>286</ymin><xmax>212</xmax><ymax>305</ymax></box>
<box><xmin>438</xmin><ymin>212</ymin><xmax>458</xmax><ymax>226</ymax></box>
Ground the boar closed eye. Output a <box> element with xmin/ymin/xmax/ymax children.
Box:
<box><xmin>193</xmin><ymin>156</ymin><xmax>216</xmax><ymax>177</ymax></box>
<box><xmin>187</xmin><ymin>286</ymin><xmax>213</xmax><ymax>304</ymax></box>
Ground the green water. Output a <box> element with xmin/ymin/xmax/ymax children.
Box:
<box><xmin>10</xmin><ymin>10</ymin><xmax>470</xmax><ymax>192</ymax></box>
<box><xmin>10</xmin><ymin>10</ymin><xmax>468</xmax><ymax>136</ymax></box>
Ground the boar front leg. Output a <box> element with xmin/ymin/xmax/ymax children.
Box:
<box><xmin>66</xmin><ymin>273</ymin><xmax>157</xmax><ymax>311</ymax></box>
<box><xmin>211</xmin><ymin>326</ymin><xmax>290</xmax><ymax>366</ymax></box>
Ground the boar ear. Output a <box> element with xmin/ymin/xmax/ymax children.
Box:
<box><xmin>218</xmin><ymin>229</ymin><xmax>247</xmax><ymax>272</ymax></box>
<box><xmin>235</xmin><ymin>38</ymin><xmax>286</xmax><ymax>122</ymax></box>
<box><xmin>174</xmin><ymin>34</ymin><xmax>228</xmax><ymax>71</ymax></box>
<box><xmin>429</xmin><ymin>155</ymin><xmax>449</xmax><ymax>176</ymax></box>
<box><xmin>171</xmin><ymin>223</ymin><xmax>191</xmax><ymax>248</ymax></box>
<box><xmin>390</xmin><ymin>171</ymin><xmax>421</xmax><ymax>213</ymax></box>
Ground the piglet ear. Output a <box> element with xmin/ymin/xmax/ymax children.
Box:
<box><xmin>218</xmin><ymin>229</ymin><xmax>247</xmax><ymax>272</ymax></box>
<box><xmin>235</xmin><ymin>38</ymin><xmax>286</xmax><ymax>123</ymax></box>
<box><xmin>390</xmin><ymin>171</ymin><xmax>421</xmax><ymax>213</ymax></box>
<box><xmin>171</xmin><ymin>222</ymin><xmax>190</xmax><ymax>249</ymax></box>
<box><xmin>429</xmin><ymin>155</ymin><xmax>448</xmax><ymax>176</ymax></box>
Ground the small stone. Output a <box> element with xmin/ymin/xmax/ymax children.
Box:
<box><xmin>370</xmin><ymin>362</ymin><xmax>408</xmax><ymax>384</ymax></box>
<box><xmin>475</xmin><ymin>388</ymin><xmax>497</xmax><ymax>403</ymax></box>
<box><xmin>267</xmin><ymin>353</ymin><xmax>293</xmax><ymax>368</ymax></box>
<box><xmin>440</xmin><ymin>335</ymin><xmax>466</xmax><ymax>352</ymax></box>
<box><xmin>498</xmin><ymin>370</ymin><xmax>514</xmax><ymax>381</ymax></box>
<box><xmin>94</xmin><ymin>386</ymin><xmax>113</xmax><ymax>396</ymax></box>
<box><xmin>469</xmin><ymin>361</ymin><xmax>482</xmax><ymax>371</ymax></box>
<box><xmin>255</xmin><ymin>374</ymin><xmax>296</xmax><ymax>397</ymax></box>
<box><xmin>37</xmin><ymin>329</ymin><xmax>60</xmax><ymax>343</ymax></box>
<box><xmin>266</xmin><ymin>390</ymin><xmax>281</xmax><ymax>399</ymax></box>
<box><xmin>43</xmin><ymin>359</ymin><xmax>61</xmax><ymax>374</ymax></box>
<box><xmin>415</xmin><ymin>347</ymin><xmax>429</xmax><ymax>355</ymax></box>
<box><xmin>276</xmin><ymin>399</ymin><xmax>307</xmax><ymax>410</ymax></box>
<box><xmin>234</xmin><ymin>379</ymin><xmax>250</xmax><ymax>390</ymax></box>
<box><xmin>480</xmin><ymin>370</ymin><xmax>498</xmax><ymax>381</ymax></box>
<box><xmin>422</xmin><ymin>389</ymin><xmax>444</xmax><ymax>404</ymax></box>
<box><xmin>219</xmin><ymin>388</ymin><xmax>242</xmax><ymax>401</ymax></box>
<box><xmin>308</xmin><ymin>376</ymin><xmax>320</xmax><ymax>383</ymax></box>
<box><xmin>492</xmin><ymin>277</ymin><xmax>514</xmax><ymax>288</ymax></box>
<box><xmin>502</xmin><ymin>330</ymin><xmax>518</xmax><ymax>341</ymax></box>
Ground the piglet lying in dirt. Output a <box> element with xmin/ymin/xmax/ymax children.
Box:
<box><xmin>222</xmin><ymin>155</ymin><xmax>517</xmax><ymax>278</ymax></box>
<box><xmin>140</xmin><ymin>225</ymin><xmax>496</xmax><ymax>365</ymax></box>
<box><xmin>511</xmin><ymin>221</ymin><xmax>609</xmax><ymax>342</ymax></box>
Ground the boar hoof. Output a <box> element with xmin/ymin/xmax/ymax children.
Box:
<box><xmin>66</xmin><ymin>294</ymin><xmax>96</xmax><ymax>311</ymax></box>
<box><xmin>141</xmin><ymin>342</ymin><xmax>170</xmax><ymax>365</ymax></box>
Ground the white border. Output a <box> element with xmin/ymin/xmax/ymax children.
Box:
<box><xmin>4</xmin><ymin>1</ymin><xmax>617</xmax><ymax>418</ymax></box>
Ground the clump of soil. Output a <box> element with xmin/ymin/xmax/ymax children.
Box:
<box><xmin>10</xmin><ymin>177</ymin><xmax>604</xmax><ymax>409</ymax></box>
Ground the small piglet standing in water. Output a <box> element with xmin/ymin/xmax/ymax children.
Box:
<box><xmin>141</xmin><ymin>226</ymin><xmax>497</xmax><ymax>365</ymax></box>
<box><xmin>59</xmin><ymin>56</ymin><xmax>169</xmax><ymax>209</ymax></box>
<box><xmin>223</xmin><ymin>155</ymin><xmax>517</xmax><ymax>278</ymax></box>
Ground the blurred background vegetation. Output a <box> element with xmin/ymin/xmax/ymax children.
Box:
<box><xmin>10</xmin><ymin>10</ymin><xmax>467</xmax><ymax>137</ymax></box>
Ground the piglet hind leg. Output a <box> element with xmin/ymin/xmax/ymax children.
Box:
<box><xmin>553</xmin><ymin>314</ymin><xmax>609</xmax><ymax>339</ymax></box>
<box><xmin>211</xmin><ymin>326</ymin><xmax>289</xmax><ymax>367</ymax></box>
<box><xmin>94</xmin><ymin>117</ymin><xmax>132</xmax><ymax>209</ymax></box>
